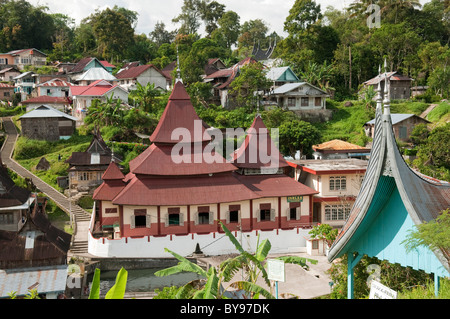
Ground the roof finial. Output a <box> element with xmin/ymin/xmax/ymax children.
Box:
<box><xmin>375</xmin><ymin>65</ymin><xmax>383</xmax><ymax>111</ymax></box>
<box><xmin>383</xmin><ymin>59</ymin><xmax>391</xmax><ymax>115</ymax></box>
<box><xmin>176</xmin><ymin>46</ymin><xmax>182</xmax><ymax>84</ymax></box>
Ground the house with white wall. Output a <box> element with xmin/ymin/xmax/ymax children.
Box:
<box><xmin>70</xmin><ymin>80</ymin><xmax>128</xmax><ymax>121</ymax></box>
<box><xmin>288</xmin><ymin>159</ymin><xmax>368</xmax><ymax>229</ymax></box>
<box><xmin>115</xmin><ymin>64</ymin><xmax>171</xmax><ymax>91</ymax></box>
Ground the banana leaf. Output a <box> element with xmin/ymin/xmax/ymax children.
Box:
<box><xmin>88</xmin><ymin>268</ymin><xmax>101</xmax><ymax>299</ymax></box>
<box><xmin>105</xmin><ymin>267</ymin><xmax>128</xmax><ymax>299</ymax></box>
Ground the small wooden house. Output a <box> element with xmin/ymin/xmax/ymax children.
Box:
<box><xmin>363</xmin><ymin>71</ymin><xmax>413</xmax><ymax>100</ymax></box>
<box><xmin>365</xmin><ymin>113</ymin><xmax>430</xmax><ymax>142</ymax></box>
<box><xmin>20</xmin><ymin>105</ymin><xmax>77</xmax><ymax>141</ymax></box>
<box><xmin>66</xmin><ymin>131</ymin><xmax>122</xmax><ymax>195</ymax></box>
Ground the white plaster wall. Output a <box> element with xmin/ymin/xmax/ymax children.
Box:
<box><xmin>88</xmin><ymin>228</ymin><xmax>309</xmax><ymax>258</ymax></box>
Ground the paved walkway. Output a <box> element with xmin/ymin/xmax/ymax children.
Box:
<box><xmin>197</xmin><ymin>252</ymin><xmax>333</xmax><ymax>299</ymax></box>
<box><xmin>1</xmin><ymin>117</ymin><xmax>91</xmax><ymax>256</ymax></box>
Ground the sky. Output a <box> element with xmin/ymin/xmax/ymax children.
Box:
<box><xmin>26</xmin><ymin>0</ymin><xmax>351</xmax><ymax>37</ymax></box>
<box><xmin>28</xmin><ymin>0</ymin><xmax>431</xmax><ymax>37</ymax></box>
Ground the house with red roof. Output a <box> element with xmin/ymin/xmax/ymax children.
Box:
<box><xmin>70</xmin><ymin>80</ymin><xmax>129</xmax><ymax>121</ymax></box>
<box><xmin>88</xmin><ymin>81</ymin><xmax>318</xmax><ymax>258</ymax></box>
<box><xmin>115</xmin><ymin>64</ymin><xmax>171</xmax><ymax>91</ymax></box>
<box><xmin>21</xmin><ymin>95</ymin><xmax>72</xmax><ymax>112</ymax></box>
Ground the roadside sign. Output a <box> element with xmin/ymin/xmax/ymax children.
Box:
<box><xmin>267</xmin><ymin>259</ymin><xmax>285</xmax><ymax>283</ymax></box>
<box><xmin>369</xmin><ymin>280</ymin><xmax>397</xmax><ymax>299</ymax></box>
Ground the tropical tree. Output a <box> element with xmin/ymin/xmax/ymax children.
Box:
<box><xmin>228</xmin><ymin>62</ymin><xmax>272</xmax><ymax>109</ymax></box>
<box><xmin>278</xmin><ymin>120</ymin><xmax>321</xmax><ymax>158</ymax></box>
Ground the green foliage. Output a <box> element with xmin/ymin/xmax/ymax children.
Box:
<box><xmin>279</xmin><ymin>119</ymin><xmax>321</xmax><ymax>158</ymax></box>
<box><xmin>155</xmin><ymin>221</ymin><xmax>317</xmax><ymax>299</ymax></box>
<box><xmin>309</xmin><ymin>224</ymin><xmax>338</xmax><ymax>247</ymax></box>
<box><xmin>403</xmin><ymin>209</ymin><xmax>450</xmax><ymax>268</ymax></box>
<box><xmin>426</xmin><ymin>102</ymin><xmax>450</xmax><ymax>123</ymax></box>
<box><xmin>327</xmin><ymin>254</ymin><xmax>433</xmax><ymax>299</ymax></box>
<box><xmin>89</xmin><ymin>267</ymin><xmax>128</xmax><ymax>299</ymax></box>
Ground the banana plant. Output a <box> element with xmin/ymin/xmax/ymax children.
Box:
<box><xmin>155</xmin><ymin>221</ymin><xmax>318</xmax><ymax>299</ymax></box>
<box><xmin>89</xmin><ymin>267</ymin><xmax>128</xmax><ymax>299</ymax></box>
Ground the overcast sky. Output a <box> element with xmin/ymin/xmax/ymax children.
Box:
<box><xmin>28</xmin><ymin>0</ymin><xmax>430</xmax><ymax>37</ymax></box>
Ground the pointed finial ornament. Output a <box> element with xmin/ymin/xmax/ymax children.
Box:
<box><xmin>376</xmin><ymin>65</ymin><xmax>383</xmax><ymax>111</ymax></box>
<box><xmin>176</xmin><ymin>46</ymin><xmax>182</xmax><ymax>84</ymax></box>
<box><xmin>383</xmin><ymin>59</ymin><xmax>391</xmax><ymax>115</ymax></box>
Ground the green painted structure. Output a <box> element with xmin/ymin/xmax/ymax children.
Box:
<box><xmin>327</xmin><ymin>64</ymin><xmax>450</xmax><ymax>299</ymax></box>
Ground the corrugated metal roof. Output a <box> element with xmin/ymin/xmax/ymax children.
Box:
<box><xmin>73</xmin><ymin>67</ymin><xmax>116</xmax><ymax>82</ymax></box>
<box><xmin>0</xmin><ymin>265</ymin><xmax>68</xmax><ymax>298</ymax></box>
<box><xmin>366</xmin><ymin>113</ymin><xmax>417</xmax><ymax>125</ymax></box>
<box><xmin>20</xmin><ymin>105</ymin><xmax>77</xmax><ymax>121</ymax></box>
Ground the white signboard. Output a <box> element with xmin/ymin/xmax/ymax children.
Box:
<box><xmin>369</xmin><ymin>280</ymin><xmax>397</xmax><ymax>299</ymax></box>
<box><xmin>267</xmin><ymin>259</ymin><xmax>285</xmax><ymax>282</ymax></box>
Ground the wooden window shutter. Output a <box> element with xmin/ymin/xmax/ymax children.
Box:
<box><xmin>286</xmin><ymin>208</ymin><xmax>291</xmax><ymax>221</ymax></box>
<box><xmin>296</xmin><ymin>207</ymin><xmax>301</xmax><ymax>220</ymax></box>
<box><xmin>270</xmin><ymin>209</ymin><xmax>276</xmax><ymax>222</ymax></box>
<box><xmin>146</xmin><ymin>215</ymin><xmax>151</xmax><ymax>228</ymax></box>
<box><xmin>179</xmin><ymin>213</ymin><xmax>184</xmax><ymax>226</ymax></box>
<box><xmin>165</xmin><ymin>214</ymin><xmax>169</xmax><ymax>227</ymax></box>
<box><xmin>225</xmin><ymin>211</ymin><xmax>230</xmax><ymax>224</ymax></box>
<box><xmin>256</xmin><ymin>209</ymin><xmax>261</xmax><ymax>222</ymax></box>
<box><xmin>194</xmin><ymin>212</ymin><xmax>199</xmax><ymax>226</ymax></box>
<box><xmin>130</xmin><ymin>215</ymin><xmax>135</xmax><ymax>229</ymax></box>
<box><xmin>209</xmin><ymin>212</ymin><xmax>214</xmax><ymax>225</ymax></box>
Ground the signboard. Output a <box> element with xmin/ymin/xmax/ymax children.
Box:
<box><xmin>287</xmin><ymin>196</ymin><xmax>303</xmax><ymax>203</ymax></box>
<box><xmin>369</xmin><ymin>280</ymin><xmax>397</xmax><ymax>299</ymax></box>
<box><xmin>267</xmin><ymin>259</ymin><xmax>285</xmax><ymax>282</ymax></box>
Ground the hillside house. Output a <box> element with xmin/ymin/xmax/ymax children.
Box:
<box><xmin>0</xmin><ymin>48</ymin><xmax>47</xmax><ymax>70</ymax></box>
<box><xmin>20</xmin><ymin>105</ymin><xmax>77</xmax><ymax>141</ymax></box>
<box><xmin>70</xmin><ymin>80</ymin><xmax>129</xmax><ymax>121</ymax></box>
<box><xmin>66</xmin><ymin>131</ymin><xmax>122</xmax><ymax>195</ymax></box>
<box><xmin>13</xmin><ymin>71</ymin><xmax>35</xmax><ymax>101</ymax></box>
<box><xmin>71</xmin><ymin>67</ymin><xmax>117</xmax><ymax>86</ymax></box>
<box><xmin>21</xmin><ymin>95</ymin><xmax>71</xmax><ymax>112</ymax></box>
<box><xmin>115</xmin><ymin>64</ymin><xmax>171</xmax><ymax>91</ymax></box>
<box><xmin>265</xmin><ymin>66</ymin><xmax>300</xmax><ymax>89</ymax></box>
<box><xmin>312</xmin><ymin>139</ymin><xmax>371</xmax><ymax>160</ymax></box>
<box><xmin>288</xmin><ymin>159</ymin><xmax>368</xmax><ymax>229</ymax></box>
<box><xmin>363</xmin><ymin>71</ymin><xmax>413</xmax><ymax>100</ymax></box>
<box><xmin>364</xmin><ymin>114</ymin><xmax>430</xmax><ymax>142</ymax></box>
<box><xmin>0</xmin><ymin>66</ymin><xmax>20</xmax><ymax>82</ymax></box>
<box><xmin>0</xmin><ymin>159</ymin><xmax>71</xmax><ymax>298</ymax></box>
<box><xmin>68</xmin><ymin>57</ymin><xmax>110</xmax><ymax>77</ymax></box>
<box><xmin>0</xmin><ymin>83</ymin><xmax>14</xmax><ymax>102</ymax></box>
<box><xmin>204</xmin><ymin>57</ymin><xmax>258</xmax><ymax>108</ymax></box>
<box><xmin>35</xmin><ymin>78</ymin><xmax>74</xmax><ymax>98</ymax></box>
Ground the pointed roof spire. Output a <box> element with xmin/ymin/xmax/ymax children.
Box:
<box><xmin>232</xmin><ymin>115</ymin><xmax>289</xmax><ymax>170</ymax></box>
<box><xmin>176</xmin><ymin>46</ymin><xmax>182</xmax><ymax>84</ymax></box>
<box><xmin>383</xmin><ymin>59</ymin><xmax>391</xmax><ymax>115</ymax></box>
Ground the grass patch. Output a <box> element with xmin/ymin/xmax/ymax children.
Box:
<box><xmin>398</xmin><ymin>278</ymin><xmax>450</xmax><ymax>299</ymax></box>
<box><xmin>15</xmin><ymin>134</ymin><xmax>92</xmax><ymax>191</ymax></box>
<box><xmin>426</xmin><ymin>101</ymin><xmax>450</xmax><ymax>123</ymax></box>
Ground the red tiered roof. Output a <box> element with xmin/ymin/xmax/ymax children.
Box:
<box><xmin>232</xmin><ymin>115</ymin><xmax>289</xmax><ymax>170</ymax></box>
<box><xmin>92</xmin><ymin>162</ymin><xmax>125</xmax><ymax>201</ymax></box>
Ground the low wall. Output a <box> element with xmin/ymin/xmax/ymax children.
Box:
<box><xmin>88</xmin><ymin>228</ymin><xmax>309</xmax><ymax>259</ymax></box>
